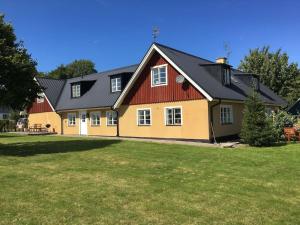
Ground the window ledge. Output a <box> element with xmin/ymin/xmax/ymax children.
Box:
<box><xmin>221</xmin><ymin>123</ymin><xmax>233</xmax><ymax>125</ymax></box>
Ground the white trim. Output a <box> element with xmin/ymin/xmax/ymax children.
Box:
<box><xmin>113</xmin><ymin>44</ymin><xmax>213</xmax><ymax>109</ymax></box>
<box><xmin>220</xmin><ymin>105</ymin><xmax>233</xmax><ymax>125</ymax></box>
<box><xmin>164</xmin><ymin>106</ymin><xmax>183</xmax><ymax>126</ymax></box>
<box><xmin>150</xmin><ymin>64</ymin><xmax>168</xmax><ymax>87</ymax></box>
<box><xmin>57</xmin><ymin>107</ymin><xmax>111</xmax><ymax>113</ymax></box>
<box><xmin>90</xmin><ymin>111</ymin><xmax>101</xmax><ymax>126</ymax></box>
<box><xmin>79</xmin><ymin>111</ymin><xmax>88</xmax><ymax>135</ymax></box>
<box><xmin>106</xmin><ymin>111</ymin><xmax>117</xmax><ymax>126</ymax></box>
<box><xmin>136</xmin><ymin>108</ymin><xmax>152</xmax><ymax>126</ymax></box>
<box><xmin>111</xmin><ymin>77</ymin><xmax>122</xmax><ymax>92</ymax></box>
<box><xmin>67</xmin><ymin>112</ymin><xmax>76</xmax><ymax>127</ymax></box>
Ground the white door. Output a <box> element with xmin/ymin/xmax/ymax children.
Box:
<box><xmin>80</xmin><ymin>111</ymin><xmax>88</xmax><ymax>135</ymax></box>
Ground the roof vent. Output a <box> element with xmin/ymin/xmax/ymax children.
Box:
<box><xmin>216</xmin><ymin>57</ymin><xmax>227</xmax><ymax>64</ymax></box>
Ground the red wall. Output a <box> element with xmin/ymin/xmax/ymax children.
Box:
<box><xmin>123</xmin><ymin>52</ymin><xmax>204</xmax><ymax>105</ymax></box>
<box><xmin>27</xmin><ymin>97</ymin><xmax>53</xmax><ymax>114</ymax></box>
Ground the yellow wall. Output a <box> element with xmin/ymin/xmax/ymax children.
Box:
<box><xmin>61</xmin><ymin>110</ymin><xmax>117</xmax><ymax>136</ymax></box>
<box><xmin>209</xmin><ymin>102</ymin><xmax>244</xmax><ymax>138</ymax></box>
<box><xmin>28</xmin><ymin>112</ymin><xmax>61</xmax><ymax>133</ymax></box>
<box><xmin>118</xmin><ymin>100</ymin><xmax>210</xmax><ymax>140</ymax></box>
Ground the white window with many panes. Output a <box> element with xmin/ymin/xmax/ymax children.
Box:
<box><xmin>111</xmin><ymin>77</ymin><xmax>121</xmax><ymax>92</ymax></box>
<box><xmin>220</xmin><ymin>105</ymin><xmax>233</xmax><ymax>124</ymax></box>
<box><xmin>90</xmin><ymin>112</ymin><xmax>101</xmax><ymax>126</ymax></box>
<box><xmin>165</xmin><ymin>107</ymin><xmax>182</xmax><ymax>125</ymax></box>
<box><xmin>151</xmin><ymin>64</ymin><xmax>167</xmax><ymax>87</ymax></box>
<box><xmin>106</xmin><ymin>111</ymin><xmax>117</xmax><ymax>126</ymax></box>
<box><xmin>68</xmin><ymin>113</ymin><xmax>76</xmax><ymax>126</ymax></box>
<box><xmin>72</xmin><ymin>84</ymin><xmax>81</xmax><ymax>98</ymax></box>
<box><xmin>137</xmin><ymin>109</ymin><xmax>151</xmax><ymax>125</ymax></box>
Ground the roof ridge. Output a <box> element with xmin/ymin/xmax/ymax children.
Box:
<box><xmin>36</xmin><ymin>77</ymin><xmax>65</xmax><ymax>81</ymax></box>
<box><xmin>154</xmin><ymin>42</ymin><xmax>215</xmax><ymax>64</ymax></box>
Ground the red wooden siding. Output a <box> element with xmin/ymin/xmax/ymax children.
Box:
<box><xmin>123</xmin><ymin>52</ymin><xmax>204</xmax><ymax>105</ymax></box>
<box><xmin>27</xmin><ymin>97</ymin><xmax>53</xmax><ymax>114</ymax></box>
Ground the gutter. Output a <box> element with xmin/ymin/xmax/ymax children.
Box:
<box><xmin>111</xmin><ymin>107</ymin><xmax>119</xmax><ymax>137</ymax></box>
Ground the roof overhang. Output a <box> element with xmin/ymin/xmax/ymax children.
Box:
<box><xmin>33</xmin><ymin>77</ymin><xmax>55</xmax><ymax>112</ymax></box>
<box><xmin>113</xmin><ymin>44</ymin><xmax>213</xmax><ymax>109</ymax></box>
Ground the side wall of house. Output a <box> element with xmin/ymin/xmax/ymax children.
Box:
<box><xmin>61</xmin><ymin>110</ymin><xmax>117</xmax><ymax>136</ymax></box>
<box><xmin>28</xmin><ymin>112</ymin><xmax>61</xmax><ymax>133</ymax></box>
<box><xmin>119</xmin><ymin>100</ymin><xmax>210</xmax><ymax>140</ymax></box>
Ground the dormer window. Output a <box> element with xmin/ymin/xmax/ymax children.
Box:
<box><xmin>72</xmin><ymin>84</ymin><xmax>81</xmax><ymax>98</ymax></box>
<box><xmin>37</xmin><ymin>93</ymin><xmax>45</xmax><ymax>103</ymax></box>
<box><xmin>224</xmin><ymin>68</ymin><xmax>231</xmax><ymax>85</ymax></box>
<box><xmin>151</xmin><ymin>64</ymin><xmax>167</xmax><ymax>87</ymax></box>
<box><xmin>111</xmin><ymin>77</ymin><xmax>121</xmax><ymax>92</ymax></box>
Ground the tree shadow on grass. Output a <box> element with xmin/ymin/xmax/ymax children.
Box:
<box><xmin>0</xmin><ymin>139</ymin><xmax>121</xmax><ymax>157</ymax></box>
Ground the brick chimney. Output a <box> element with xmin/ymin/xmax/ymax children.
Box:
<box><xmin>216</xmin><ymin>57</ymin><xmax>227</xmax><ymax>64</ymax></box>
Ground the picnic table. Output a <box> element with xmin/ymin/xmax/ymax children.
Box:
<box><xmin>29</xmin><ymin>124</ymin><xmax>48</xmax><ymax>133</ymax></box>
<box><xmin>284</xmin><ymin>127</ymin><xmax>300</xmax><ymax>141</ymax></box>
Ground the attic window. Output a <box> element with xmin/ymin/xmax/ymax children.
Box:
<box><xmin>111</xmin><ymin>77</ymin><xmax>121</xmax><ymax>92</ymax></box>
<box><xmin>151</xmin><ymin>65</ymin><xmax>167</xmax><ymax>87</ymax></box>
<box><xmin>72</xmin><ymin>84</ymin><xmax>81</xmax><ymax>98</ymax></box>
<box><xmin>252</xmin><ymin>77</ymin><xmax>260</xmax><ymax>91</ymax></box>
<box><xmin>224</xmin><ymin>68</ymin><xmax>231</xmax><ymax>85</ymax></box>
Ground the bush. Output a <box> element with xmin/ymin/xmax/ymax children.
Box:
<box><xmin>0</xmin><ymin>120</ymin><xmax>16</xmax><ymax>132</ymax></box>
<box><xmin>272</xmin><ymin>111</ymin><xmax>297</xmax><ymax>141</ymax></box>
<box><xmin>240</xmin><ymin>90</ymin><xmax>275</xmax><ymax>146</ymax></box>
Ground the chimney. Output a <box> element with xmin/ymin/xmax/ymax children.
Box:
<box><xmin>216</xmin><ymin>57</ymin><xmax>227</xmax><ymax>64</ymax></box>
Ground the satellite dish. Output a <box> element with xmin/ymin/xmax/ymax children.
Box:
<box><xmin>176</xmin><ymin>75</ymin><xmax>185</xmax><ymax>84</ymax></box>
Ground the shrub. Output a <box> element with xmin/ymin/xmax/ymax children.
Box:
<box><xmin>240</xmin><ymin>90</ymin><xmax>275</xmax><ymax>146</ymax></box>
<box><xmin>272</xmin><ymin>111</ymin><xmax>297</xmax><ymax>141</ymax></box>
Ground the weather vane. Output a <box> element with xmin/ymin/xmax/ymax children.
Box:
<box><xmin>152</xmin><ymin>26</ymin><xmax>159</xmax><ymax>42</ymax></box>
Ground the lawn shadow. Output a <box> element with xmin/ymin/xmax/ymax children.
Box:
<box><xmin>0</xmin><ymin>139</ymin><xmax>121</xmax><ymax>157</ymax></box>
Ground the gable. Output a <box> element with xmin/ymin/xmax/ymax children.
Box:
<box><xmin>28</xmin><ymin>96</ymin><xmax>53</xmax><ymax>114</ymax></box>
<box><xmin>123</xmin><ymin>51</ymin><xmax>204</xmax><ymax>105</ymax></box>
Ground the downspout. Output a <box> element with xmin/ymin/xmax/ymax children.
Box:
<box><xmin>112</xmin><ymin>108</ymin><xmax>119</xmax><ymax>137</ymax></box>
<box><xmin>210</xmin><ymin>99</ymin><xmax>221</xmax><ymax>144</ymax></box>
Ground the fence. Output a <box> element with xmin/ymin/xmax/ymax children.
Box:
<box><xmin>0</xmin><ymin>120</ymin><xmax>16</xmax><ymax>132</ymax></box>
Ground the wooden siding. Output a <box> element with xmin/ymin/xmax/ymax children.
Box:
<box><xmin>123</xmin><ymin>52</ymin><xmax>204</xmax><ymax>105</ymax></box>
<box><xmin>27</xmin><ymin>97</ymin><xmax>53</xmax><ymax>114</ymax></box>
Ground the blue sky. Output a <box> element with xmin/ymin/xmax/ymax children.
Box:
<box><xmin>1</xmin><ymin>0</ymin><xmax>300</xmax><ymax>72</ymax></box>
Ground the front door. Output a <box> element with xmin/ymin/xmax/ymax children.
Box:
<box><xmin>80</xmin><ymin>111</ymin><xmax>87</xmax><ymax>135</ymax></box>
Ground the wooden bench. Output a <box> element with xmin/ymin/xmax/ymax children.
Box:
<box><xmin>284</xmin><ymin>127</ymin><xmax>300</xmax><ymax>141</ymax></box>
<box><xmin>29</xmin><ymin>124</ymin><xmax>47</xmax><ymax>133</ymax></box>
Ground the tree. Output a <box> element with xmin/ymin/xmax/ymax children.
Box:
<box><xmin>240</xmin><ymin>90</ymin><xmax>275</xmax><ymax>146</ymax></box>
<box><xmin>0</xmin><ymin>14</ymin><xmax>41</xmax><ymax>110</ymax></box>
<box><xmin>47</xmin><ymin>60</ymin><xmax>97</xmax><ymax>79</ymax></box>
<box><xmin>239</xmin><ymin>46</ymin><xmax>300</xmax><ymax>105</ymax></box>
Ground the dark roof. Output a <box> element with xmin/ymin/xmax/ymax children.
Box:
<box><xmin>155</xmin><ymin>43</ymin><xmax>286</xmax><ymax>106</ymax></box>
<box><xmin>55</xmin><ymin>64</ymin><xmax>138</xmax><ymax>111</ymax></box>
<box><xmin>288</xmin><ymin>99</ymin><xmax>300</xmax><ymax>115</ymax></box>
<box><xmin>36</xmin><ymin>77</ymin><xmax>66</xmax><ymax>107</ymax></box>
<box><xmin>0</xmin><ymin>106</ymin><xmax>11</xmax><ymax>113</ymax></box>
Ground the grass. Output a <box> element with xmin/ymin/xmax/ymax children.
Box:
<box><xmin>0</xmin><ymin>134</ymin><xmax>299</xmax><ymax>225</ymax></box>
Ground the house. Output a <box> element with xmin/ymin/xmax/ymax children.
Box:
<box><xmin>288</xmin><ymin>98</ymin><xmax>300</xmax><ymax>118</ymax></box>
<box><xmin>0</xmin><ymin>106</ymin><xmax>11</xmax><ymax>120</ymax></box>
<box><xmin>28</xmin><ymin>43</ymin><xmax>286</xmax><ymax>141</ymax></box>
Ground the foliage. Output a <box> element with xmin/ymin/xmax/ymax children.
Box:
<box><xmin>272</xmin><ymin>110</ymin><xmax>297</xmax><ymax>141</ymax></box>
<box><xmin>0</xmin><ymin>14</ymin><xmax>42</xmax><ymax>110</ymax></box>
<box><xmin>0</xmin><ymin>120</ymin><xmax>16</xmax><ymax>132</ymax></box>
<box><xmin>239</xmin><ymin>46</ymin><xmax>300</xmax><ymax>105</ymax></box>
<box><xmin>240</xmin><ymin>90</ymin><xmax>275</xmax><ymax>146</ymax></box>
<box><xmin>9</xmin><ymin>110</ymin><xmax>20</xmax><ymax>122</ymax></box>
<box><xmin>41</xmin><ymin>60</ymin><xmax>97</xmax><ymax>79</ymax></box>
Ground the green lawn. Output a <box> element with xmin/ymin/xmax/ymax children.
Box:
<box><xmin>0</xmin><ymin>134</ymin><xmax>299</xmax><ymax>225</ymax></box>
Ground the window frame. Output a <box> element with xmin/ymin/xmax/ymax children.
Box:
<box><xmin>137</xmin><ymin>108</ymin><xmax>152</xmax><ymax>126</ymax></box>
<box><xmin>72</xmin><ymin>84</ymin><xmax>81</xmax><ymax>98</ymax></box>
<box><xmin>111</xmin><ymin>77</ymin><xmax>122</xmax><ymax>92</ymax></box>
<box><xmin>164</xmin><ymin>106</ymin><xmax>183</xmax><ymax>126</ymax></box>
<box><xmin>90</xmin><ymin>112</ymin><xmax>101</xmax><ymax>126</ymax></box>
<box><xmin>224</xmin><ymin>68</ymin><xmax>231</xmax><ymax>85</ymax></box>
<box><xmin>68</xmin><ymin>113</ymin><xmax>76</xmax><ymax>126</ymax></box>
<box><xmin>220</xmin><ymin>105</ymin><xmax>233</xmax><ymax>125</ymax></box>
<box><xmin>2</xmin><ymin>114</ymin><xmax>9</xmax><ymax>120</ymax></box>
<box><xmin>106</xmin><ymin>111</ymin><xmax>118</xmax><ymax>126</ymax></box>
<box><xmin>151</xmin><ymin>64</ymin><xmax>168</xmax><ymax>87</ymax></box>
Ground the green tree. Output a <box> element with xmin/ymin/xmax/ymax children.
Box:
<box><xmin>47</xmin><ymin>60</ymin><xmax>97</xmax><ymax>79</ymax></box>
<box><xmin>240</xmin><ymin>90</ymin><xmax>275</xmax><ymax>146</ymax></box>
<box><xmin>239</xmin><ymin>46</ymin><xmax>300</xmax><ymax>105</ymax></box>
<box><xmin>0</xmin><ymin>14</ymin><xmax>41</xmax><ymax>110</ymax></box>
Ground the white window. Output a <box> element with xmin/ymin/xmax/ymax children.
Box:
<box><xmin>224</xmin><ymin>68</ymin><xmax>231</xmax><ymax>85</ymax></box>
<box><xmin>151</xmin><ymin>65</ymin><xmax>167</xmax><ymax>87</ymax></box>
<box><xmin>220</xmin><ymin>105</ymin><xmax>233</xmax><ymax>124</ymax></box>
<box><xmin>90</xmin><ymin>112</ymin><xmax>101</xmax><ymax>126</ymax></box>
<box><xmin>137</xmin><ymin>109</ymin><xmax>151</xmax><ymax>125</ymax></box>
<box><xmin>68</xmin><ymin>113</ymin><xmax>76</xmax><ymax>126</ymax></box>
<box><xmin>37</xmin><ymin>93</ymin><xmax>45</xmax><ymax>103</ymax></box>
<box><xmin>165</xmin><ymin>107</ymin><xmax>182</xmax><ymax>125</ymax></box>
<box><xmin>2</xmin><ymin>114</ymin><xmax>9</xmax><ymax>120</ymax></box>
<box><xmin>72</xmin><ymin>84</ymin><xmax>81</xmax><ymax>98</ymax></box>
<box><xmin>111</xmin><ymin>77</ymin><xmax>121</xmax><ymax>92</ymax></box>
<box><xmin>106</xmin><ymin>111</ymin><xmax>117</xmax><ymax>126</ymax></box>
